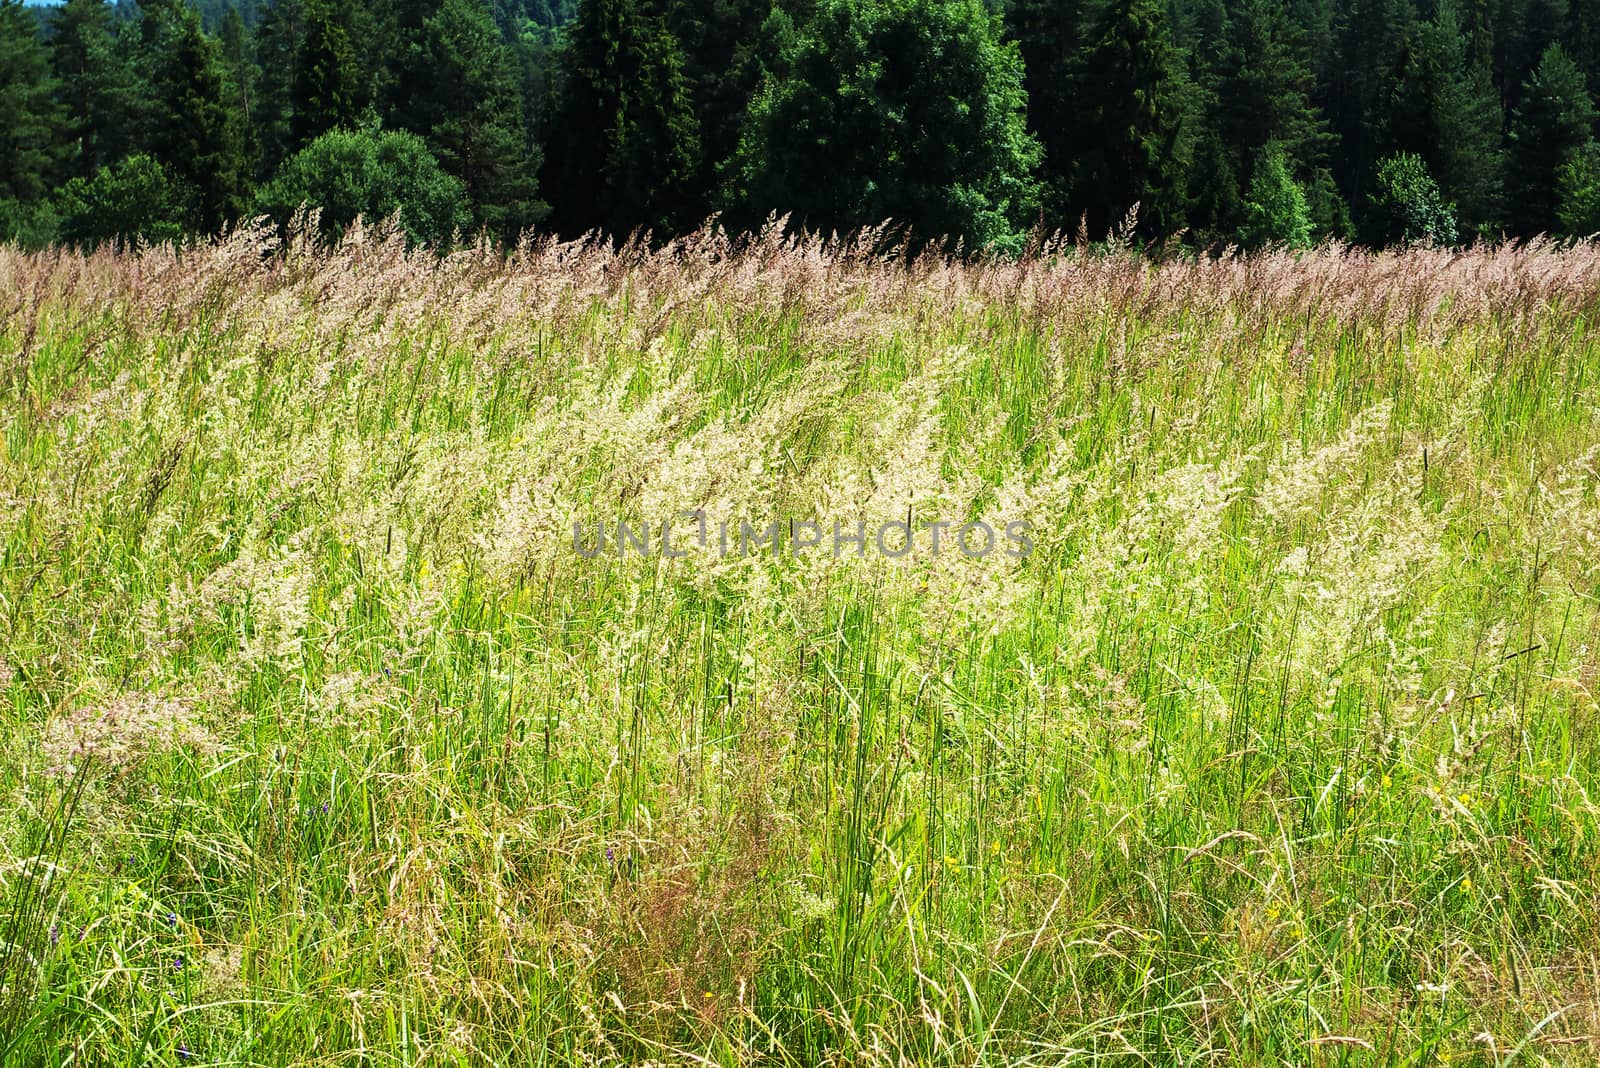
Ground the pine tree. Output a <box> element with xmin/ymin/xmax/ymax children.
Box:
<box><xmin>401</xmin><ymin>0</ymin><xmax>545</xmax><ymax>239</ymax></box>
<box><xmin>291</xmin><ymin>0</ymin><xmax>365</xmax><ymax>146</ymax></box>
<box><xmin>1007</xmin><ymin>0</ymin><xmax>1089</xmax><ymax>226</ymax></box>
<box><xmin>667</xmin><ymin>0</ymin><xmax>779</xmax><ymax>217</ymax></box>
<box><xmin>544</xmin><ymin>0</ymin><xmax>700</xmax><ymax>236</ymax></box>
<box><xmin>1207</xmin><ymin>0</ymin><xmax>1342</xmax><ymax>238</ymax></box>
<box><xmin>253</xmin><ymin>0</ymin><xmax>305</xmax><ymax>178</ymax></box>
<box><xmin>1382</xmin><ymin>0</ymin><xmax>1505</xmax><ymax>234</ymax></box>
<box><xmin>1065</xmin><ymin>0</ymin><xmax>1196</xmax><ymax>238</ymax></box>
<box><xmin>0</xmin><ymin>0</ymin><xmax>65</xmax><ymax>213</ymax></box>
<box><xmin>731</xmin><ymin>0</ymin><xmax>1039</xmax><ymax>249</ymax></box>
<box><xmin>139</xmin><ymin>0</ymin><xmax>250</xmax><ymax>231</ymax></box>
<box><xmin>49</xmin><ymin>0</ymin><xmax>138</xmax><ymax>180</ymax></box>
<box><xmin>1508</xmin><ymin>43</ymin><xmax>1596</xmax><ymax>234</ymax></box>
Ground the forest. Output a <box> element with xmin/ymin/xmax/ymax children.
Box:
<box><xmin>4</xmin><ymin>0</ymin><xmax>1600</xmax><ymax>251</ymax></box>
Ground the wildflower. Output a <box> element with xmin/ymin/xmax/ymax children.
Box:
<box><xmin>49</xmin><ymin>924</ymin><xmax>59</xmax><ymax>947</ymax></box>
<box><xmin>1460</xmin><ymin>876</ymin><xmax>1473</xmax><ymax>894</ymax></box>
<box><xmin>1381</xmin><ymin>774</ymin><xmax>1393</xmax><ymax>789</ymax></box>
<box><xmin>167</xmin><ymin>912</ymin><xmax>178</xmax><ymax>929</ymax></box>
<box><xmin>605</xmin><ymin>847</ymin><xmax>614</xmax><ymax>862</ymax></box>
<box><xmin>173</xmin><ymin>955</ymin><xmax>185</xmax><ymax>970</ymax></box>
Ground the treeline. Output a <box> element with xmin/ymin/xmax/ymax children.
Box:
<box><xmin>6</xmin><ymin>0</ymin><xmax>1600</xmax><ymax>250</ymax></box>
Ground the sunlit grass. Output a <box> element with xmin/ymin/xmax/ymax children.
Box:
<box><xmin>1</xmin><ymin>223</ymin><xmax>1598</xmax><ymax>1065</ymax></box>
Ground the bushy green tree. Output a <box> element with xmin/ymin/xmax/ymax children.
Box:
<box><xmin>54</xmin><ymin>153</ymin><xmax>189</xmax><ymax>247</ymax></box>
<box><xmin>1508</xmin><ymin>44</ymin><xmax>1597</xmax><ymax>235</ymax></box>
<box><xmin>544</xmin><ymin>0</ymin><xmax>701</xmax><ymax>236</ymax></box>
<box><xmin>1366</xmin><ymin>151</ymin><xmax>1458</xmax><ymax>245</ymax></box>
<box><xmin>731</xmin><ymin>0</ymin><xmax>1040</xmax><ymax>250</ymax></box>
<box><xmin>256</xmin><ymin>127</ymin><xmax>471</xmax><ymax>245</ymax></box>
<box><xmin>1241</xmin><ymin>145</ymin><xmax>1312</xmax><ymax>247</ymax></box>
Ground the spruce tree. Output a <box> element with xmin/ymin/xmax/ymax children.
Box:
<box><xmin>1065</xmin><ymin>0</ymin><xmax>1196</xmax><ymax>238</ymax></box>
<box><xmin>253</xmin><ymin>0</ymin><xmax>305</xmax><ymax>179</ymax></box>
<box><xmin>1208</xmin><ymin>0</ymin><xmax>1343</xmax><ymax>238</ymax></box>
<box><xmin>731</xmin><ymin>0</ymin><xmax>1039</xmax><ymax>249</ymax></box>
<box><xmin>404</xmin><ymin>0</ymin><xmax>546</xmax><ymax>239</ymax></box>
<box><xmin>667</xmin><ymin>0</ymin><xmax>778</xmax><ymax>218</ymax></box>
<box><xmin>139</xmin><ymin>0</ymin><xmax>250</xmax><ymax>231</ymax></box>
<box><xmin>291</xmin><ymin>0</ymin><xmax>365</xmax><ymax>146</ymax></box>
<box><xmin>544</xmin><ymin>0</ymin><xmax>700</xmax><ymax>236</ymax></box>
<box><xmin>1508</xmin><ymin>43</ymin><xmax>1597</xmax><ymax>234</ymax></box>
<box><xmin>49</xmin><ymin>0</ymin><xmax>138</xmax><ymax>180</ymax></box>
<box><xmin>0</xmin><ymin>0</ymin><xmax>65</xmax><ymax>213</ymax></box>
<box><xmin>1006</xmin><ymin>0</ymin><xmax>1089</xmax><ymax>225</ymax></box>
<box><xmin>1382</xmin><ymin>0</ymin><xmax>1505</xmax><ymax>234</ymax></box>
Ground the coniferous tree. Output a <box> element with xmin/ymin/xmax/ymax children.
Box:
<box><xmin>1507</xmin><ymin>43</ymin><xmax>1596</xmax><ymax>234</ymax></box>
<box><xmin>1382</xmin><ymin>0</ymin><xmax>1505</xmax><ymax>234</ymax></box>
<box><xmin>1208</xmin><ymin>0</ymin><xmax>1343</xmax><ymax>238</ymax></box>
<box><xmin>1330</xmin><ymin>0</ymin><xmax>1418</xmax><ymax>205</ymax></box>
<box><xmin>49</xmin><ymin>0</ymin><xmax>138</xmax><ymax>180</ymax></box>
<box><xmin>0</xmin><ymin>0</ymin><xmax>66</xmax><ymax>221</ymax></box>
<box><xmin>732</xmin><ymin>0</ymin><xmax>1039</xmax><ymax>249</ymax></box>
<box><xmin>139</xmin><ymin>0</ymin><xmax>250</xmax><ymax>231</ymax></box>
<box><xmin>291</xmin><ymin>0</ymin><xmax>365</xmax><ymax>146</ymax></box>
<box><xmin>1064</xmin><ymin>0</ymin><xmax>1196</xmax><ymax>238</ymax></box>
<box><xmin>253</xmin><ymin>0</ymin><xmax>305</xmax><ymax>179</ymax></box>
<box><xmin>544</xmin><ymin>0</ymin><xmax>700</xmax><ymax>235</ymax></box>
<box><xmin>1006</xmin><ymin>0</ymin><xmax>1089</xmax><ymax>224</ymax></box>
<box><xmin>668</xmin><ymin>0</ymin><xmax>779</xmax><ymax>217</ymax></box>
<box><xmin>396</xmin><ymin>0</ymin><xmax>545</xmax><ymax>239</ymax></box>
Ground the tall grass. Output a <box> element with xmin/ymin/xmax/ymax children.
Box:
<box><xmin>0</xmin><ymin>220</ymin><xmax>1598</xmax><ymax>1064</ymax></box>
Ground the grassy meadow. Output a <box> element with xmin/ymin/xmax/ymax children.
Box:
<box><xmin>1</xmin><ymin>223</ymin><xmax>1599</xmax><ymax>1065</ymax></box>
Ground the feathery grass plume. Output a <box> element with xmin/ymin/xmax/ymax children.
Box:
<box><xmin>0</xmin><ymin>226</ymin><xmax>1599</xmax><ymax>1062</ymax></box>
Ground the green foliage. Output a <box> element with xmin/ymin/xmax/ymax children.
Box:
<box><xmin>1555</xmin><ymin>141</ymin><xmax>1600</xmax><ymax>235</ymax></box>
<box><xmin>291</xmin><ymin>0</ymin><xmax>366</xmax><ymax>145</ymax></box>
<box><xmin>255</xmin><ymin>126</ymin><xmax>471</xmax><ymax>245</ymax></box>
<box><xmin>1508</xmin><ymin>44</ymin><xmax>1598</xmax><ymax>236</ymax></box>
<box><xmin>731</xmin><ymin>0</ymin><xmax>1040</xmax><ymax>250</ymax></box>
<box><xmin>1195</xmin><ymin>0</ymin><xmax>1341</xmax><ymax>240</ymax></box>
<box><xmin>49</xmin><ymin>0</ymin><xmax>141</xmax><ymax>180</ymax></box>
<box><xmin>54</xmin><ymin>153</ymin><xmax>189</xmax><ymax>247</ymax></box>
<box><xmin>1366</xmin><ymin>152</ymin><xmax>1458</xmax><ymax>246</ymax></box>
<box><xmin>667</xmin><ymin>0</ymin><xmax>781</xmax><ymax>216</ymax></box>
<box><xmin>1241</xmin><ymin>144</ymin><xmax>1312</xmax><ymax>247</ymax></box>
<box><xmin>1065</xmin><ymin>0</ymin><xmax>1196</xmax><ymax>238</ymax></box>
<box><xmin>394</xmin><ymin>0</ymin><xmax>545</xmax><ymax>240</ymax></box>
<box><xmin>1380</xmin><ymin>0</ymin><xmax>1502</xmax><ymax>233</ymax></box>
<box><xmin>544</xmin><ymin>0</ymin><xmax>701</xmax><ymax>236</ymax></box>
<box><xmin>0</xmin><ymin>0</ymin><xmax>65</xmax><ymax>208</ymax></box>
<box><xmin>138</xmin><ymin>0</ymin><xmax>250</xmax><ymax>231</ymax></box>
